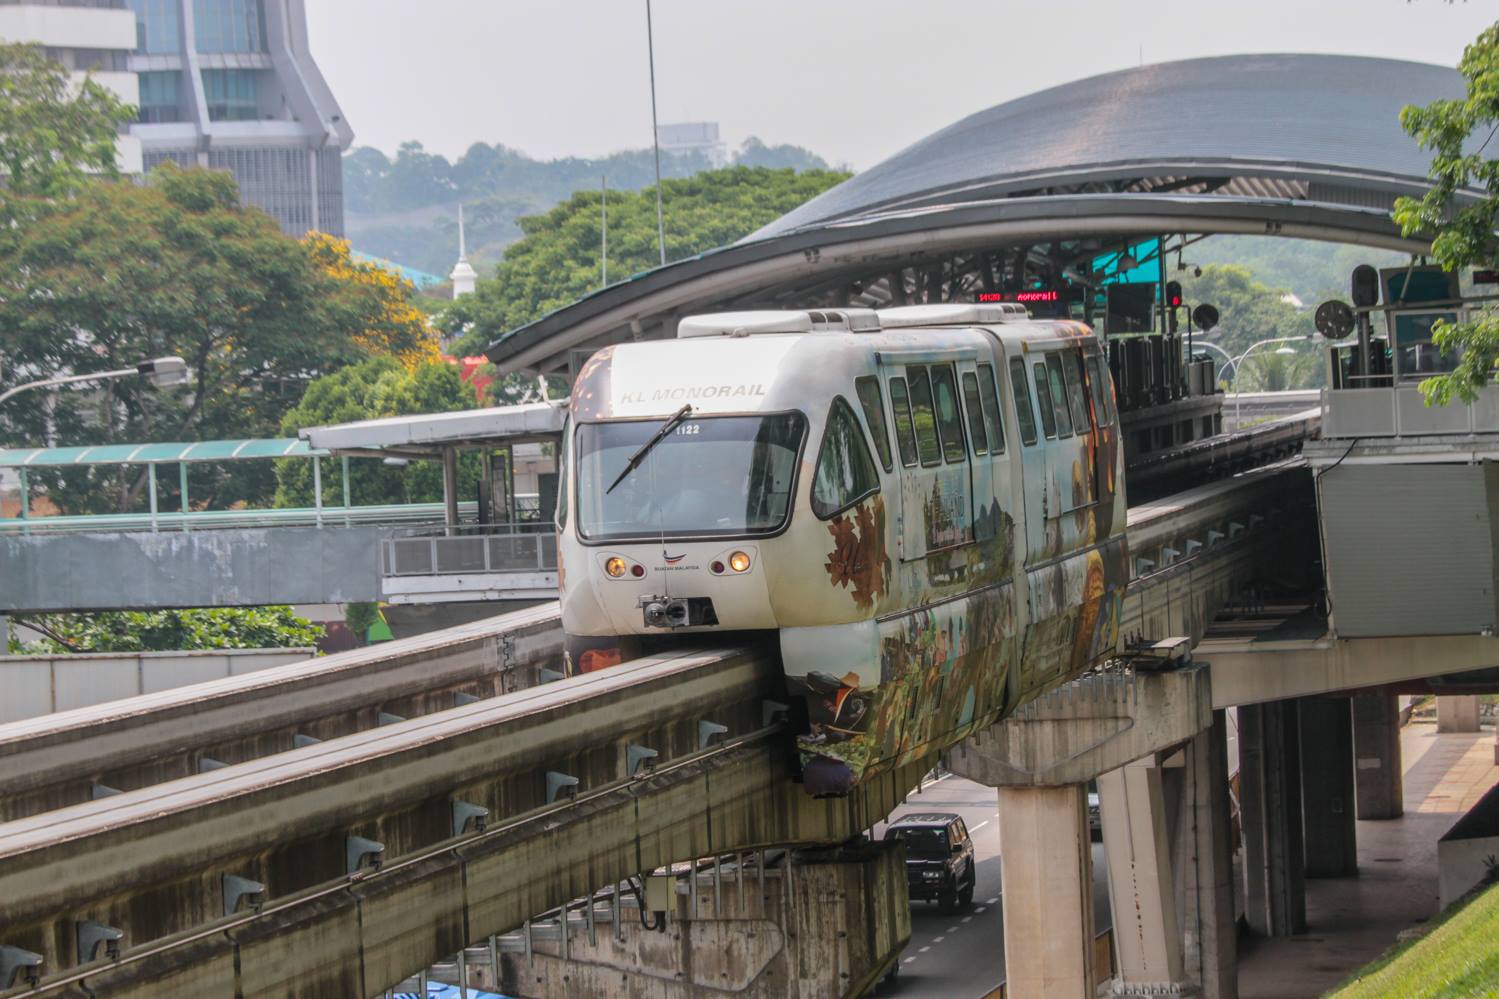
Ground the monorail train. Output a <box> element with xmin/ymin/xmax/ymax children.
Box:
<box><xmin>557</xmin><ymin>303</ymin><xmax>1128</xmax><ymax>795</ymax></box>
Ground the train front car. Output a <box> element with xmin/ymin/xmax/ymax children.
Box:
<box><xmin>558</xmin><ymin>305</ymin><xmax>1127</xmax><ymax>796</ymax></box>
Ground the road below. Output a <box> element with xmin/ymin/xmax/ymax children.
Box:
<box><xmin>872</xmin><ymin>774</ymin><xmax>1112</xmax><ymax>998</ymax></box>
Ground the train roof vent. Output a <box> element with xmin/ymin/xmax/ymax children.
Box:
<box><xmin>879</xmin><ymin>303</ymin><xmax>1029</xmax><ymax>328</ymax></box>
<box><xmin>678</xmin><ymin>308</ymin><xmax>881</xmax><ymax>339</ymax></box>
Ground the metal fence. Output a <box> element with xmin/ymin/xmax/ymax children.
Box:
<box><xmin>381</xmin><ymin>525</ymin><xmax>557</xmax><ymax>577</ymax></box>
<box><xmin>0</xmin><ymin>502</ymin><xmax>479</xmax><ymax>536</ymax></box>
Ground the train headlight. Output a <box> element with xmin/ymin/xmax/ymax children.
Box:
<box><xmin>729</xmin><ymin>551</ymin><xmax>751</xmax><ymax>573</ymax></box>
<box><xmin>605</xmin><ymin>556</ymin><xmax>628</xmax><ymax>578</ymax></box>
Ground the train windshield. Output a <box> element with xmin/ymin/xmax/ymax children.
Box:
<box><xmin>575</xmin><ymin>413</ymin><xmax>806</xmax><ymax>540</ymax></box>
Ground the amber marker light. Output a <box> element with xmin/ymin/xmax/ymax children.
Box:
<box><xmin>729</xmin><ymin>551</ymin><xmax>751</xmax><ymax>573</ymax></box>
<box><xmin>605</xmin><ymin>557</ymin><xmax>628</xmax><ymax>578</ymax></box>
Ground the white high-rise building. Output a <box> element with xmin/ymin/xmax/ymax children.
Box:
<box><xmin>0</xmin><ymin>0</ymin><xmax>143</xmax><ymax>173</ymax></box>
<box><xmin>124</xmin><ymin>0</ymin><xmax>352</xmax><ymax>237</ymax></box>
<box><xmin>657</xmin><ymin>121</ymin><xmax>726</xmax><ymax>167</ymax></box>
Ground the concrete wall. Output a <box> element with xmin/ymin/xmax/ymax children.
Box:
<box><xmin>0</xmin><ymin>648</ymin><xmax>313</xmax><ymax>724</ymax></box>
<box><xmin>0</xmin><ymin>527</ymin><xmax>384</xmax><ymax>612</ymax></box>
<box><xmin>1438</xmin><ymin>782</ymin><xmax>1499</xmax><ymax>910</ymax></box>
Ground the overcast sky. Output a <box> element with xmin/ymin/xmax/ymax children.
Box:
<box><xmin>305</xmin><ymin>1</ymin><xmax>1495</xmax><ymax>171</ymax></box>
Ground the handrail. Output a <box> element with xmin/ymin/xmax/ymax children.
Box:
<box><xmin>0</xmin><ymin>502</ymin><xmax>481</xmax><ymax>536</ymax></box>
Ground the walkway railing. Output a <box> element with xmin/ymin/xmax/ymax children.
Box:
<box><xmin>0</xmin><ymin>501</ymin><xmax>479</xmax><ymax>536</ymax></box>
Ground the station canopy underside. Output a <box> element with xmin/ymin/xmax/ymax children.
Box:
<box><xmin>485</xmin><ymin>54</ymin><xmax>1471</xmax><ymax>377</ymax></box>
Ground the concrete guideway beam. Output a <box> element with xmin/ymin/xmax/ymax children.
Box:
<box><xmin>1122</xmin><ymin>462</ymin><xmax>1315</xmax><ymax>648</ymax></box>
<box><xmin>950</xmin><ymin>664</ymin><xmax>1213</xmax><ymax>788</ymax></box>
<box><xmin>1203</xmin><ymin>633</ymin><xmax>1499</xmax><ymax>709</ymax></box>
<box><xmin>0</xmin><ymin>603</ymin><xmax>562</xmax><ymax>821</ymax></box>
<box><xmin>2</xmin><ymin>743</ymin><xmax>929</xmax><ymax>998</ymax></box>
<box><xmin>0</xmin><ymin>642</ymin><xmax>930</xmax><ymax>994</ymax></box>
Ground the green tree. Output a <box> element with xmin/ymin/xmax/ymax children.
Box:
<box><xmin>0</xmin><ymin>166</ymin><xmax>437</xmax><ymax>514</ymax></box>
<box><xmin>1232</xmin><ymin>350</ymin><xmax>1321</xmax><ymax>393</ymax></box>
<box><xmin>0</xmin><ymin>42</ymin><xmax>134</xmax><ymax>201</ymax></box>
<box><xmin>1393</xmin><ymin>21</ymin><xmax>1499</xmax><ymax>405</ymax></box>
<box><xmin>439</xmin><ymin>165</ymin><xmax>849</xmax><ymax>355</ymax></box>
<box><xmin>1178</xmin><ymin>264</ymin><xmax>1322</xmax><ymax>388</ymax></box>
<box><xmin>8</xmin><ymin>606</ymin><xmax>322</xmax><ymax>654</ymax></box>
<box><xmin>274</xmin><ymin>355</ymin><xmax>480</xmax><ymax>507</ymax></box>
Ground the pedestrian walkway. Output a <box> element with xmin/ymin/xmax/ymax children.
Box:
<box><xmin>1238</xmin><ymin>721</ymin><xmax>1499</xmax><ymax>999</ymax></box>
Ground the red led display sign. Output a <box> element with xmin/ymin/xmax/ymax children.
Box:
<box><xmin>979</xmin><ymin>290</ymin><xmax>1061</xmax><ymax>303</ymax></box>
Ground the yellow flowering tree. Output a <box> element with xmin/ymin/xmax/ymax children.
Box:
<box><xmin>303</xmin><ymin>232</ymin><xmax>441</xmax><ymax>368</ymax></box>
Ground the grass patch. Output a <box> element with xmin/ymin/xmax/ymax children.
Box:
<box><xmin>1326</xmin><ymin>878</ymin><xmax>1499</xmax><ymax>998</ymax></box>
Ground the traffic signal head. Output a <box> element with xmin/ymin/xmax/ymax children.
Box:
<box><xmin>1166</xmin><ymin>281</ymin><xmax>1183</xmax><ymax>309</ymax></box>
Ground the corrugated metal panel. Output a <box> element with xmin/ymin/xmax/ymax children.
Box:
<box><xmin>1320</xmin><ymin>464</ymin><xmax>1497</xmax><ymax>637</ymax></box>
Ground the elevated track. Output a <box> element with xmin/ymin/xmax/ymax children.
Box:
<box><xmin>0</xmin><ymin>428</ymin><xmax>1314</xmax><ymax>996</ymax></box>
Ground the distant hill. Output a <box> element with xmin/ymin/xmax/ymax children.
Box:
<box><xmin>344</xmin><ymin>138</ymin><xmax>833</xmax><ymax>279</ymax></box>
<box><xmin>1189</xmin><ymin>234</ymin><xmax>1407</xmax><ymax>306</ymax></box>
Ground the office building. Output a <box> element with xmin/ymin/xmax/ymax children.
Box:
<box><xmin>0</xmin><ymin>0</ymin><xmax>143</xmax><ymax>173</ymax></box>
<box><xmin>125</xmin><ymin>0</ymin><xmax>352</xmax><ymax>236</ymax></box>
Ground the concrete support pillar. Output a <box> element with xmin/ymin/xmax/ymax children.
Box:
<box><xmin>1437</xmin><ymin>695</ymin><xmax>1480</xmax><ymax>733</ymax></box>
<box><xmin>441</xmin><ymin>447</ymin><xmax>460</xmax><ymax>534</ymax></box>
<box><xmin>997</xmin><ymin>784</ymin><xmax>1096</xmax><ymax>998</ymax></box>
<box><xmin>1351</xmin><ymin>691</ymin><xmax>1404</xmax><ymax>820</ymax></box>
<box><xmin>1176</xmin><ymin>711</ymin><xmax>1238</xmax><ymax>999</ymax></box>
<box><xmin>1299</xmin><ymin>697</ymin><xmax>1358</xmax><ymax>878</ymax></box>
<box><xmin>1099</xmin><ymin>759</ymin><xmax>1184</xmax><ymax>995</ymax></box>
<box><xmin>1237</xmin><ymin>700</ymin><xmax>1306</xmax><ymax>936</ymax></box>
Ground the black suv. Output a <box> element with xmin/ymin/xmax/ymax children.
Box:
<box><xmin>884</xmin><ymin>812</ymin><xmax>976</xmax><ymax>912</ymax></box>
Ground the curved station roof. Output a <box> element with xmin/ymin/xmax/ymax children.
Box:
<box><xmin>488</xmin><ymin>54</ymin><xmax>1469</xmax><ymax>375</ymax></box>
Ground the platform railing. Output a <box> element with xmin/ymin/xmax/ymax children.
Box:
<box><xmin>380</xmin><ymin>522</ymin><xmax>557</xmax><ymax>577</ymax></box>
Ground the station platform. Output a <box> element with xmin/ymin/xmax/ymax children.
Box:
<box><xmin>1237</xmin><ymin>720</ymin><xmax>1499</xmax><ymax>999</ymax></box>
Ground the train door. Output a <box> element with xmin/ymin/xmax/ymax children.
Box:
<box><xmin>1006</xmin><ymin>353</ymin><xmax>1050</xmax><ymax>566</ymax></box>
<box><xmin>1079</xmin><ymin>347</ymin><xmax>1121</xmax><ymax>531</ymax></box>
<box><xmin>882</xmin><ymin>355</ymin><xmax>974</xmax><ymax>563</ymax></box>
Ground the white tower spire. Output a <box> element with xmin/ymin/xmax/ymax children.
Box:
<box><xmin>450</xmin><ymin>203</ymin><xmax>477</xmax><ymax>299</ymax></box>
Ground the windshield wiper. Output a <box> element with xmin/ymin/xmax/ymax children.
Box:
<box><xmin>606</xmin><ymin>403</ymin><xmax>693</xmax><ymax>495</ymax></box>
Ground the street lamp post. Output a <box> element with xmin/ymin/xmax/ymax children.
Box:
<box><xmin>1230</xmin><ymin>338</ymin><xmax>1304</xmax><ymax>428</ymax></box>
<box><xmin>0</xmin><ymin>356</ymin><xmax>189</xmax><ymax>406</ymax></box>
<box><xmin>1187</xmin><ymin>340</ymin><xmax>1235</xmax><ymax>386</ymax></box>
<box><xmin>0</xmin><ymin>356</ymin><xmax>189</xmax><ymax>529</ymax></box>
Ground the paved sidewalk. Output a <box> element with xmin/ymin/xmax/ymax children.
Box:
<box><xmin>1237</xmin><ymin>721</ymin><xmax>1499</xmax><ymax>999</ymax></box>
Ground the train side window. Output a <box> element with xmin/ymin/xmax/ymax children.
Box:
<box><xmin>811</xmin><ymin>396</ymin><xmax>881</xmax><ymax>520</ymax></box>
<box><xmin>929</xmin><ymin>364</ymin><xmax>967</xmax><ymax>464</ymax></box>
<box><xmin>977</xmin><ymin>363</ymin><xmax>1006</xmax><ymax>454</ymax></box>
<box><xmin>1061</xmin><ymin>352</ymin><xmax>1091</xmax><ymax>431</ymax></box>
<box><xmin>888</xmin><ymin>377</ymin><xmax>919</xmax><ymax>467</ymax></box>
<box><xmin>1085</xmin><ymin>355</ymin><xmax>1115</xmax><ymax>426</ymax></box>
<box><xmin>961</xmin><ymin>372</ymin><xmax>989</xmax><ymax>456</ymax></box>
<box><xmin>1032</xmin><ymin>362</ymin><xmax>1058</xmax><ymax>439</ymax></box>
<box><xmin>906</xmin><ymin>367</ymin><xmax>943</xmax><ymax>467</ymax></box>
<box><xmin>1008</xmin><ymin>358</ymin><xmax>1039</xmax><ymax>446</ymax></box>
<box><xmin>1044</xmin><ymin>354</ymin><xmax>1074</xmax><ymax>438</ymax></box>
<box><xmin>854</xmin><ymin>376</ymin><xmax>894</xmax><ymax>473</ymax></box>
